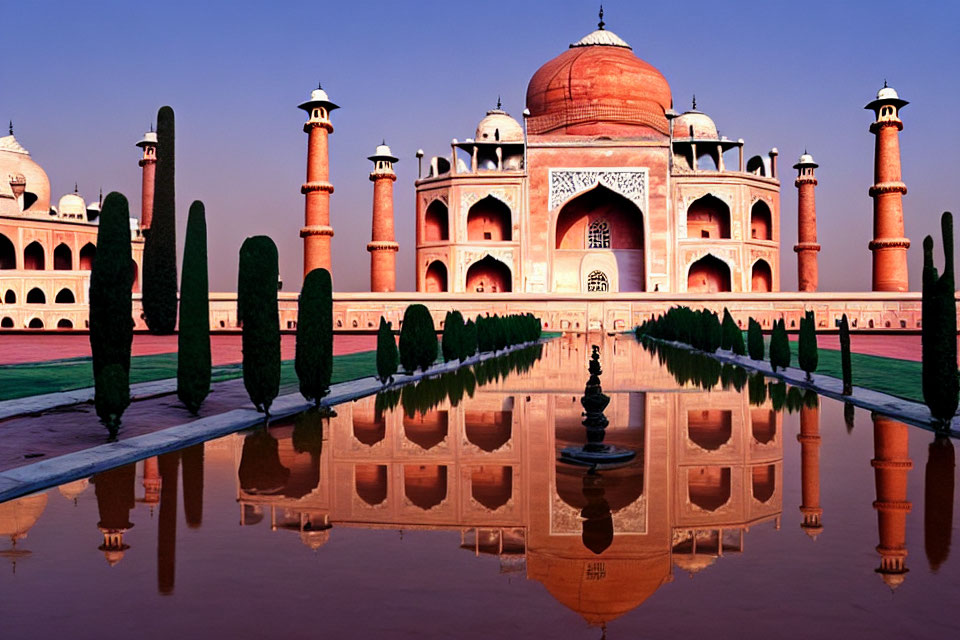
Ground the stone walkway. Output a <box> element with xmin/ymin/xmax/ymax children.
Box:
<box><xmin>0</xmin><ymin>341</ymin><xmax>544</xmax><ymax>503</ymax></box>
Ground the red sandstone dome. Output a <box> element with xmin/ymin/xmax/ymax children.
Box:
<box><xmin>525</xmin><ymin>28</ymin><xmax>673</xmax><ymax>137</ymax></box>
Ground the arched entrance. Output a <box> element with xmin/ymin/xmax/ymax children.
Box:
<box><xmin>750</xmin><ymin>201</ymin><xmax>772</xmax><ymax>240</ymax></box>
<box><xmin>26</xmin><ymin>287</ymin><xmax>46</xmax><ymax>304</ymax></box>
<box><xmin>686</xmin><ymin>195</ymin><xmax>730</xmax><ymax>239</ymax></box>
<box><xmin>0</xmin><ymin>234</ymin><xmax>16</xmax><ymax>269</ymax></box>
<box><xmin>424</xmin><ymin>260</ymin><xmax>448</xmax><ymax>292</ymax></box>
<box><xmin>467</xmin><ymin>196</ymin><xmax>511</xmax><ymax>241</ymax></box>
<box><xmin>687</xmin><ymin>255</ymin><xmax>731</xmax><ymax>292</ymax></box>
<box><xmin>54</xmin><ymin>244</ymin><xmax>73</xmax><ymax>270</ymax></box>
<box><xmin>465</xmin><ymin>256</ymin><xmax>511</xmax><ymax>293</ymax></box>
<box><xmin>751</xmin><ymin>259</ymin><xmax>772</xmax><ymax>292</ymax></box>
<box><xmin>55</xmin><ymin>288</ymin><xmax>75</xmax><ymax>304</ymax></box>
<box><xmin>24</xmin><ymin>242</ymin><xmax>45</xmax><ymax>270</ymax></box>
<box><xmin>423</xmin><ymin>200</ymin><xmax>449</xmax><ymax>242</ymax></box>
<box><xmin>554</xmin><ymin>185</ymin><xmax>645</xmax><ymax>292</ymax></box>
<box><xmin>79</xmin><ymin>243</ymin><xmax>96</xmax><ymax>270</ymax></box>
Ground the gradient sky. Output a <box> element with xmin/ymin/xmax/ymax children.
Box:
<box><xmin>2</xmin><ymin>0</ymin><xmax>958</xmax><ymax>293</ymax></box>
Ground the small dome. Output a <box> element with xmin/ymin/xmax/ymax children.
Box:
<box><xmin>673</xmin><ymin>554</ymin><xmax>717</xmax><ymax>574</ymax></box>
<box><xmin>0</xmin><ymin>493</ymin><xmax>48</xmax><ymax>542</ymax></box>
<box><xmin>0</xmin><ymin>134</ymin><xmax>51</xmax><ymax>215</ymax></box>
<box><xmin>476</xmin><ymin>109</ymin><xmax>524</xmax><ymax>143</ymax></box>
<box><xmin>877</xmin><ymin>86</ymin><xmax>900</xmax><ymax>100</ymax></box>
<box><xmin>793</xmin><ymin>152</ymin><xmax>818</xmax><ymax>170</ymax></box>
<box><xmin>58</xmin><ymin>192</ymin><xmax>86</xmax><ymax>218</ymax></box>
<box><xmin>368</xmin><ymin>142</ymin><xmax>398</xmax><ymax>163</ymax></box>
<box><xmin>136</xmin><ymin>131</ymin><xmax>158</xmax><ymax>148</ymax></box>
<box><xmin>673</xmin><ymin>110</ymin><xmax>718</xmax><ymax>140</ymax></box>
<box><xmin>298</xmin><ymin>86</ymin><xmax>339</xmax><ymax>112</ymax></box>
<box><xmin>58</xmin><ymin>478</ymin><xmax>90</xmax><ymax>501</ymax></box>
<box><xmin>571</xmin><ymin>28</ymin><xmax>631</xmax><ymax>49</ymax></box>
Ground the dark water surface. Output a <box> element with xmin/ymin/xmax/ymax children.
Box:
<box><xmin>1</xmin><ymin>336</ymin><xmax>957</xmax><ymax>639</ymax></box>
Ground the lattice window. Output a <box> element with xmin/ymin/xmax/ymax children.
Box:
<box><xmin>587</xmin><ymin>219</ymin><xmax>610</xmax><ymax>249</ymax></box>
<box><xmin>587</xmin><ymin>270</ymin><xmax>609</xmax><ymax>292</ymax></box>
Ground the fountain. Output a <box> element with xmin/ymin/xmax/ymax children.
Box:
<box><xmin>559</xmin><ymin>345</ymin><xmax>636</xmax><ymax>469</ymax></box>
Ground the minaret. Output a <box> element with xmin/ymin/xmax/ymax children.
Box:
<box><xmin>135</xmin><ymin>127</ymin><xmax>158</xmax><ymax>233</ymax></box>
<box><xmin>797</xmin><ymin>398</ymin><xmax>823</xmax><ymax>538</ymax></box>
<box><xmin>298</xmin><ymin>85</ymin><xmax>339</xmax><ymax>277</ymax></box>
<box><xmin>793</xmin><ymin>152</ymin><xmax>820</xmax><ymax>292</ymax></box>
<box><xmin>871</xmin><ymin>414</ymin><xmax>913</xmax><ymax>589</ymax></box>
<box><xmin>367</xmin><ymin>142</ymin><xmax>399</xmax><ymax>292</ymax></box>
<box><xmin>866</xmin><ymin>84</ymin><xmax>910</xmax><ymax>291</ymax></box>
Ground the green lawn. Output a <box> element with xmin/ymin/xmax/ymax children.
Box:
<box><xmin>0</xmin><ymin>350</ymin><xmax>379</xmax><ymax>402</ymax></box>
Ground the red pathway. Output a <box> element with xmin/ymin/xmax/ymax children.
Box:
<box><xmin>0</xmin><ymin>334</ymin><xmax>376</xmax><ymax>365</ymax></box>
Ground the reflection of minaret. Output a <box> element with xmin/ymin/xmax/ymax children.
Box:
<box><xmin>182</xmin><ymin>444</ymin><xmax>204</xmax><ymax>529</ymax></box>
<box><xmin>581</xmin><ymin>471</ymin><xmax>613</xmax><ymax>555</ymax></box>
<box><xmin>141</xmin><ymin>457</ymin><xmax>161</xmax><ymax>514</ymax></box>
<box><xmin>158</xmin><ymin>452</ymin><xmax>180</xmax><ymax>594</ymax></box>
<box><xmin>94</xmin><ymin>464</ymin><xmax>136</xmax><ymax>566</ymax></box>
<box><xmin>924</xmin><ymin>437</ymin><xmax>954</xmax><ymax>572</ymax></box>
<box><xmin>871</xmin><ymin>414</ymin><xmax>912</xmax><ymax>589</ymax></box>
<box><xmin>797</xmin><ymin>400</ymin><xmax>823</xmax><ymax>538</ymax></box>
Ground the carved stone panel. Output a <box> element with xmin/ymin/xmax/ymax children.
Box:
<box><xmin>549</xmin><ymin>168</ymin><xmax>648</xmax><ymax>212</ymax></box>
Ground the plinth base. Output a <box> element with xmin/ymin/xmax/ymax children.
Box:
<box><xmin>559</xmin><ymin>445</ymin><xmax>636</xmax><ymax>470</ymax></box>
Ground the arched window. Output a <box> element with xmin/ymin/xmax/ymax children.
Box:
<box><xmin>79</xmin><ymin>243</ymin><xmax>96</xmax><ymax>270</ymax></box>
<box><xmin>57</xmin><ymin>318</ymin><xmax>74</xmax><ymax>329</ymax></box>
<box><xmin>466</xmin><ymin>196</ymin><xmax>511</xmax><ymax>241</ymax></box>
<box><xmin>424</xmin><ymin>261</ymin><xmax>448</xmax><ymax>293</ymax></box>
<box><xmin>0</xmin><ymin>234</ymin><xmax>15</xmax><ymax>269</ymax></box>
<box><xmin>750</xmin><ymin>201</ymin><xmax>773</xmax><ymax>241</ymax></box>
<box><xmin>751</xmin><ymin>259</ymin><xmax>772</xmax><ymax>292</ymax></box>
<box><xmin>423</xmin><ymin>200</ymin><xmax>449</xmax><ymax>242</ymax></box>
<box><xmin>1</xmin><ymin>317</ymin><xmax>14</xmax><ymax>328</ymax></box>
<box><xmin>687</xmin><ymin>255</ymin><xmax>732</xmax><ymax>293</ymax></box>
<box><xmin>4</xmin><ymin>290</ymin><xmax>14</xmax><ymax>304</ymax></box>
<box><xmin>54</xmin><ymin>243</ymin><xmax>73</xmax><ymax>270</ymax></box>
<box><xmin>586</xmin><ymin>270</ymin><xmax>609</xmax><ymax>292</ymax></box>
<box><xmin>55</xmin><ymin>288</ymin><xmax>75</xmax><ymax>304</ymax></box>
<box><xmin>686</xmin><ymin>195</ymin><xmax>730</xmax><ymax>239</ymax></box>
<box><xmin>23</xmin><ymin>241</ymin><xmax>45</xmax><ymax>270</ymax></box>
<box><xmin>465</xmin><ymin>256</ymin><xmax>512</xmax><ymax>293</ymax></box>
<box><xmin>26</xmin><ymin>288</ymin><xmax>46</xmax><ymax>304</ymax></box>
<box><xmin>587</xmin><ymin>220</ymin><xmax>611</xmax><ymax>249</ymax></box>
<box><xmin>28</xmin><ymin>317</ymin><xmax>44</xmax><ymax>329</ymax></box>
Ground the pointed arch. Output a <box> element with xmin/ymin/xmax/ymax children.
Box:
<box><xmin>404</xmin><ymin>464</ymin><xmax>447</xmax><ymax>510</ymax></box>
<box><xmin>0</xmin><ymin>234</ymin><xmax>15</xmax><ymax>269</ymax></box>
<box><xmin>23</xmin><ymin>241</ymin><xmax>45</xmax><ymax>270</ymax></box>
<box><xmin>424</xmin><ymin>260</ymin><xmax>448</xmax><ymax>293</ymax></box>
<box><xmin>751</xmin><ymin>259</ymin><xmax>772</xmax><ymax>292</ymax></box>
<box><xmin>752</xmin><ymin>464</ymin><xmax>776</xmax><ymax>503</ymax></box>
<box><xmin>54</xmin><ymin>243</ymin><xmax>73</xmax><ymax>270</ymax></box>
<box><xmin>687</xmin><ymin>254</ymin><xmax>731</xmax><ymax>292</ymax></box>
<box><xmin>4</xmin><ymin>290</ymin><xmax>15</xmax><ymax>304</ymax></box>
<box><xmin>26</xmin><ymin>287</ymin><xmax>46</xmax><ymax>304</ymax></box>
<box><xmin>688</xmin><ymin>466</ymin><xmax>731</xmax><ymax>512</ymax></box>
<box><xmin>471</xmin><ymin>466</ymin><xmax>512</xmax><ymax>511</ymax></box>
<box><xmin>467</xmin><ymin>195</ymin><xmax>511</xmax><ymax>241</ymax></box>
<box><xmin>465</xmin><ymin>255</ymin><xmax>512</xmax><ymax>293</ymax></box>
<box><xmin>423</xmin><ymin>199</ymin><xmax>449</xmax><ymax>242</ymax></box>
<box><xmin>55</xmin><ymin>288</ymin><xmax>75</xmax><ymax>304</ymax></box>
<box><xmin>79</xmin><ymin>243</ymin><xmax>96</xmax><ymax>270</ymax></box>
<box><xmin>355</xmin><ymin>464</ymin><xmax>388</xmax><ymax>506</ymax></box>
<box><xmin>686</xmin><ymin>194</ymin><xmax>730</xmax><ymax>239</ymax></box>
<box><xmin>687</xmin><ymin>410</ymin><xmax>732</xmax><ymax>451</ymax></box>
<box><xmin>750</xmin><ymin>200</ymin><xmax>773</xmax><ymax>240</ymax></box>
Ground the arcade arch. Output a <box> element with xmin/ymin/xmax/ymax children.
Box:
<box><xmin>750</xmin><ymin>200</ymin><xmax>772</xmax><ymax>240</ymax></box>
<box><xmin>54</xmin><ymin>243</ymin><xmax>73</xmax><ymax>270</ymax></box>
<box><xmin>24</xmin><ymin>242</ymin><xmax>45</xmax><ymax>270</ymax></box>
<box><xmin>466</xmin><ymin>196</ymin><xmax>511</xmax><ymax>241</ymax></box>
<box><xmin>687</xmin><ymin>255</ymin><xmax>731</xmax><ymax>292</ymax></box>
<box><xmin>79</xmin><ymin>243</ymin><xmax>96</xmax><ymax>270</ymax></box>
<box><xmin>0</xmin><ymin>234</ymin><xmax>15</xmax><ymax>269</ymax></box>
<box><xmin>424</xmin><ymin>260</ymin><xmax>448</xmax><ymax>292</ymax></box>
<box><xmin>686</xmin><ymin>194</ymin><xmax>730</xmax><ymax>239</ymax></box>
<box><xmin>465</xmin><ymin>255</ymin><xmax>511</xmax><ymax>293</ymax></box>
<box><xmin>423</xmin><ymin>200</ymin><xmax>449</xmax><ymax>242</ymax></box>
<box><xmin>751</xmin><ymin>259</ymin><xmax>772</xmax><ymax>292</ymax></box>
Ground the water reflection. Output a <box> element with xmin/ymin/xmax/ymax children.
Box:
<box><xmin>925</xmin><ymin>437</ymin><xmax>954</xmax><ymax>572</ymax></box>
<box><xmin>871</xmin><ymin>414</ymin><xmax>913</xmax><ymax>589</ymax></box>
<box><xmin>93</xmin><ymin>463</ymin><xmax>136</xmax><ymax>565</ymax></box>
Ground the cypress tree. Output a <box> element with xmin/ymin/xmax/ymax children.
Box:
<box><xmin>922</xmin><ymin>212</ymin><xmax>959</xmax><ymax>425</ymax></box>
<box><xmin>89</xmin><ymin>192</ymin><xmax>134</xmax><ymax>436</ymax></box>
<box><xmin>176</xmin><ymin>201</ymin><xmax>211</xmax><ymax>414</ymax></box>
<box><xmin>142</xmin><ymin>105</ymin><xmax>178</xmax><ymax>334</ymax></box>
<box><xmin>770</xmin><ymin>318</ymin><xmax>790</xmax><ymax>372</ymax></box>
<box><xmin>399</xmin><ymin>304</ymin><xmax>437</xmax><ymax>373</ymax></box>
<box><xmin>721</xmin><ymin>308</ymin><xmax>734</xmax><ymax>350</ymax></box>
<box><xmin>295</xmin><ymin>268</ymin><xmax>333</xmax><ymax>404</ymax></box>
<box><xmin>798</xmin><ymin>310</ymin><xmax>818</xmax><ymax>381</ymax></box>
<box><xmin>747</xmin><ymin>318</ymin><xmax>764</xmax><ymax>361</ymax></box>
<box><xmin>441</xmin><ymin>310</ymin><xmax>463</xmax><ymax>363</ymax></box>
<box><xmin>839</xmin><ymin>313</ymin><xmax>853</xmax><ymax>395</ymax></box>
<box><xmin>238</xmin><ymin>236</ymin><xmax>280</xmax><ymax>414</ymax></box>
<box><xmin>376</xmin><ymin>316</ymin><xmax>398</xmax><ymax>383</ymax></box>
<box><xmin>461</xmin><ymin>318</ymin><xmax>478</xmax><ymax>360</ymax></box>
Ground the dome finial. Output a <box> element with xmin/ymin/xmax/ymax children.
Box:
<box><xmin>496</xmin><ymin>95</ymin><xmax>502</xmax><ymax>110</ymax></box>
<box><xmin>692</xmin><ymin>94</ymin><xmax>697</xmax><ymax>110</ymax></box>
<box><xmin>598</xmin><ymin>4</ymin><xmax>605</xmax><ymax>30</ymax></box>
<box><xmin>318</xmin><ymin>81</ymin><xmax>323</xmax><ymax>90</ymax></box>
<box><xmin>8</xmin><ymin>121</ymin><xmax>12</xmax><ymax>135</ymax></box>
<box><xmin>74</xmin><ymin>182</ymin><xmax>78</xmax><ymax>194</ymax></box>
<box><xmin>883</xmin><ymin>78</ymin><xmax>888</xmax><ymax>88</ymax></box>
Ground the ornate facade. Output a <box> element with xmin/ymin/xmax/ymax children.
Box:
<box><xmin>413</xmin><ymin>23</ymin><xmax>781</xmax><ymax>295</ymax></box>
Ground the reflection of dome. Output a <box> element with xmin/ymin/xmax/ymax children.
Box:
<box><xmin>476</xmin><ymin>109</ymin><xmax>524</xmax><ymax>143</ymax></box>
<box><xmin>525</xmin><ymin>28</ymin><xmax>672</xmax><ymax>136</ymax></box>
<box><xmin>528</xmin><ymin>552</ymin><xmax>671</xmax><ymax>625</ymax></box>
<box><xmin>58</xmin><ymin>478</ymin><xmax>90</xmax><ymax>502</ymax></box>
<box><xmin>673</xmin><ymin>554</ymin><xmax>716</xmax><ymax>575</ymax></box>
<box><xmin>0</xmin><ymin>134</ymin><xmax>51</xmax><ymax>215</ymax></box>
<box><xmin>673</xmin><ymin>109</ymin><xmax>718</xmax><ymax>140</ymax></box>
<box><xmin>300</xmin><ymin>529</ymin><xmax>331</xmax><ymax>550</ymax></box>
<box><xmin>0</xmin><ymin>493</ymin><xmax>48</xmax><ymax>543</ymax></box>
<box><xmin>879</xmin><ymin>570</ymin><xmax>908</xmax><ymax>590</ymax></box>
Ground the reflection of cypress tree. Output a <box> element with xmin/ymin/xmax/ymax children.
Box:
<box><xmin>768</xmin><ymin>381</ymin><xmax>787</xmax><ymax>412</ymax></box>
<box><xmin>238</xmin><ymin>429</ymin><xmax>289</xmax><ymax>495</ymax></box>
<box><xmin>748</xmin><ymin>373</ymin><xmax>768</xmax><ymax>406</ymax></box>
<box><xmin>803</xmin><ymin>389</ymin><xmax>820</xmax><ymax>409</ymax></box>
<box><xmin>844</xmin><ymin>402</ymin><xmax>856</xmax><ymax>433</ymax></box>
<box><xmin>785</xmin><ymin>386</ymin><xmax>805</xmax><ymax>414</ymax></box>
<box><xmin>293</xmin><ymin>407</ymin><xmax>325</xmax><ymax>457</ymax></box>
<box><xmin>157</xmin><ymin>452</ymin><xmax>180</xmax><ymax>595</ymax></box>
<box><xmin>924</xmin><ymin>437</ymin><xmax>954</xmax><ymax>572</ymax></box>
<box><xmin>375</xmin><ymin>387</ymin><xmax>402</xmax><ymax>413</ymax></box>
<box><xmin>181</xmin><ymin>444</ymin><xmax>204</xmax><ymax>529</ymax></box>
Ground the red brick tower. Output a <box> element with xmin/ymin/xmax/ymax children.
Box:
<box><xmin>135</xmin><ymin>127</ymin><xmax>158</xmax><ymax>233</ymax></box>
<box><xmin>797</xmin><ymin>399</ymin><xmax>823</xmax><ymax>538</ymax></box>
<box><xmin>793</xmin><ymin>152</ymin><xmax>820</xmax><ymax>292</ymax></box>
<box><xmin>367</xmin><ymin>142</ymin><xmax>399</xmax><ymax>292</ymax></box>
<box><xmin>866</xmin><ymin>84</ymin><xmax>910</xmax><ymax>291</ymax></box>
<box><xmin>298</xmin><ymin>85</ymin><xmax>339</xmax><ymax>277</ymax></box>
<box><xmin>871</xmin><ymin>414</ymin><xmax>913</xmax><ymax>589</ymax></box>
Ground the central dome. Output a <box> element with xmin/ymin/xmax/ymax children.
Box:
<box><xmin>525</xmin><ymin>28</ymin><xmax>672</xmax><ymax>137</ymax></box>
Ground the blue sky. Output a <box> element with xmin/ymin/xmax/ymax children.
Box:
<box><xmin>2</xmin><ymin>0</ymin><xmax>958</xmax><ymax>292</ymax></box>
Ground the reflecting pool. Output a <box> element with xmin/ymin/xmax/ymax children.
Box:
<box><xmin>1</xmin><ymin>336</ymin><xmax>958</xmax><ymax>639</ymax></box>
